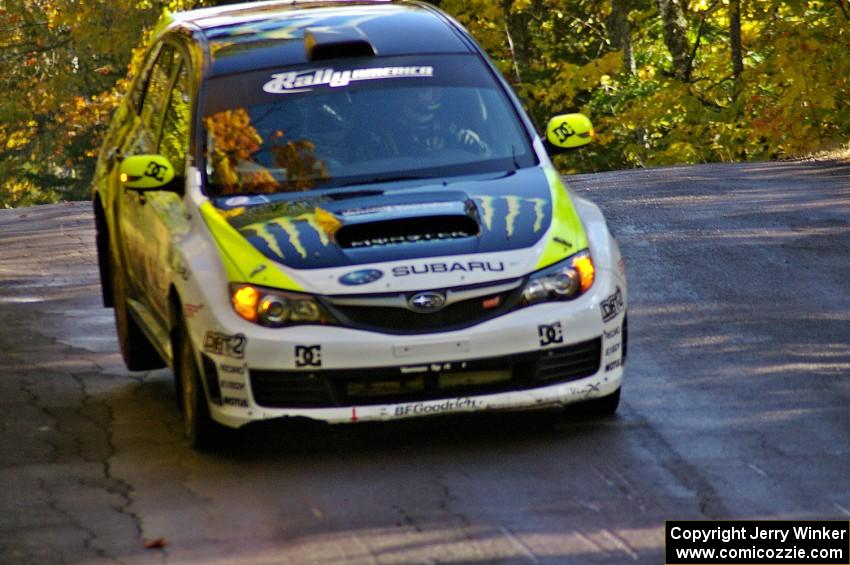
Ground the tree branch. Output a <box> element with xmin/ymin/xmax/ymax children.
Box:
<box><xmin>684</xmin><ymin>0</ymin><xmax>721</xmax><ymax>82</ymax></box>
<box><xmin>0</xmin><ymin>37</ymin><xmax>72</xmax><ymax>62</ymax></box>
<box><xmin>836</xmin><ymin>0</ymin><xmax>850</xmax><ymax>22</ymax></box>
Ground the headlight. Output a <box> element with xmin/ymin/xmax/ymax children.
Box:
<box><xmin>521</xmin><ymin>250</ymin><xmax>595</xmax><ymax>305</ymax></box>
<box><xmin>230</xmin><ymin>284</ymin><xmax>335</xmax><ymax>327</ymax></box>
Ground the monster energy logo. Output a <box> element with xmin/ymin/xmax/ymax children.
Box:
<box><xmin>241</xmin><ymin>213</ymin><xmax>331</xmax><ymax>260</ymax></box>
<box><xmin>474</xmin><ymin>196</ymin><xmax>548</xmax><ymax>237</ymax></box>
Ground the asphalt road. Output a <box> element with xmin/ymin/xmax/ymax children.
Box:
<box><xmin>1</xmin><ymin>159</ymin><xmax>848</xmax><ymax>564</ymax></box>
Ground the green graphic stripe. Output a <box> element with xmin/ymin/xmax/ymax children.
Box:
<box><xmin>535</xmin><ymin>168</ymin><xmax>590</xmax><ymax>269</ymax></box>
<box><xmin>199</xmin><ymin>202</ymin><xmax>304</xmax><ymax>291</ymax></box>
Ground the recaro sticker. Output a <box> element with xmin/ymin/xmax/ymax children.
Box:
<box><xmin>263</xmin><ymin>66</ymin><xmax>434</xmax><ymax>94</ymax></box>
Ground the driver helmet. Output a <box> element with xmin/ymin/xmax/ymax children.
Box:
<box><xmin>401</xmin><ymin>87</ymin><xmax>443</xmax><ymax>125</ymax></box>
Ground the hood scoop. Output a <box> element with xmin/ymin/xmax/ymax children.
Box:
<box><xmin>334</xmin><ymin>191</ymin><xmax>480</xmax><ymax>249</ymax></box>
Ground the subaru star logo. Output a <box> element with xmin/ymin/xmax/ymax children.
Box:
<box><xmin>339</xmin><ymin>269</ymin><xmax>383</xmax><ymax>286</ymax></box>
<box><xmin>408</xmin><ymin>291</ymin><xmax>446</xmax><ymax>313</ymax></box>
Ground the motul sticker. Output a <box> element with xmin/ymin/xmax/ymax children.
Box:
<box><xmin>263</xmin><ymin>66</ymin><xmax>434</xmax><ymax>94</ymax></box>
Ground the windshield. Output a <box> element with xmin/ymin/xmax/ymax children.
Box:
<box><xmin>201</xmin><ymin>56</ymin><xmax>537</xmax><ymax>195</ymax></box>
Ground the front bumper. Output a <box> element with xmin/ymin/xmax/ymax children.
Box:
<box><xmin>192</xmin><ymin>275</ymin><xmax>627</xmax><ymax>428</ymax></box>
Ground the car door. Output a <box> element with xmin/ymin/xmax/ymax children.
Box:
<box><xmin>116</xmin><ymin>42</ymin><xmax>191</xmax><ymax>334</ymax></box>
<box><xmin>142</xmin><ymin>55</ymin><xmax>193</xmax><ymax>322</ymax></box>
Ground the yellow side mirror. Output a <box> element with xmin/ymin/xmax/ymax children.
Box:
<box><xmin>546</xmin><ymin>113</ymin><xmax>594</xmax><ymax>150</ymax></box>
<box><xmin>119</xmin><ymin>155</ymin><xmax>176</xmax><ymax>190</ymax></box>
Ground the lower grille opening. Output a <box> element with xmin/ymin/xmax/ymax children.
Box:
<box><xmin>250</xmin><ymin>338</ymin><xmax>601</xmax><ymax>408</ymax></box>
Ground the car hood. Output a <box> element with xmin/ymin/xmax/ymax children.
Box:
<box><xmin>205</xmin><ymin>166</ymin><xmax>587</xmax><ymax>277</ymax></box>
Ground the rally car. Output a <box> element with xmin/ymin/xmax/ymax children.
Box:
<box><xmin>92</xmin><ymin>0</ymin><xmax>627</xmax><ymax>448</ymax></box>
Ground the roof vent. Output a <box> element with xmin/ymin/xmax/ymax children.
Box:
<box><xmin>304</xmin><ymin>27</ymin><xmax>376</xmax><ymax>61</ymax></box>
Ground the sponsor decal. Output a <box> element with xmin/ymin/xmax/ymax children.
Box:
<box><xmin>225</xmin><ymin>196</ymin><xmax>251</xmax><ymax>207</ymax></box>
<box><xmin>220</xmin><ymin>380</ymin><xmax>246</xmax><ymax>391</ymax></box>
<box><xmin>551</xmin><ymin>121</ymin><xmax>576</xmax><ymax>144</ymax></box>
<box><xmin>350</xmin><ymin>231</ymin><xmax>469</xmax><ymax>247</ymax></box>
<box><xmin>392</xmin><ymin>261</ymin><xmax>504</xmax><ymax>277</ymax></box>
<box><xmin>538</xmin><ymin>322</ymin><xmax>564</xmax><ymax>347</ymax></box>
<box><xmin>603</xmin><ymin>326</ymin><xmax>620</xmax><ymax>340</ymax></box>
<box><xmin>144</xmin><ymin>160</ymin><xmax>168</xmax><ymax>182</ymax></box>
<box><xmin>339</xmin><ymin>268</ymin><xmax>383</xmax><ymax>286</ymax></box>
<box><xmin>554</xmin><ymin>236</ymin><xmax>573</xmax><ymax>249</ymax></box>
<box><xmin>605</xmin><ymin>343</ymin><xmax>620</xmax><ymax>356</ymax></box>
<box><xmin>567</xmin><ymin>381</ymin><xmax>602</xmax><ymax>398</ymax></box>
<box><xmin>400</xmin><ymin>362</ymin><xmax>455</xmax><ymax>375</ymax></box>
<box><xmin>394</xmin><ymin>397</ymin><xmax>479</xmax><ymax>417</ymax></box>
<box><xmin>203</xmin><ymin>332</ymin><xmax>246</xmax><ymax>359</ymax></box>
<box><xmin>600</xmin><ymin>287</ymin><xmax>624</xmax><ymax>323</ymax></box>
<box><xmin>240</xmin><ymin>208</ymin><xmax>341</xmax><ymax>261</ymax></box>
<box><xmin>222</xmin><ymin>396</ymin><xmax>249</xmax><ymax>408</ymax></box>
<box><xmin>263</xmin><ymin>66</ymin><xmax>434</xmax><ymax>94</ymax></box>
<box><xmin>474</xmin><ymin>195</ymin><xmax>548</xmax><ymax>235</ymax></box>
<box><xmin>582</xmin><ymin>382</ymin><xmax>601</xmax><ymax>398</ymax></box>
<box><xmin>223</xmin><ymin>195</ymin><xmax>270</xmax><ymax>207</ymax></box>
<box><xmin>219</xmin><ymin>364</ymin><xmax>246</xmax><ymax>375</ymax></box>
<box><xmin>605</xmin><ymin>359</ymin><xmax>623</xmax><ymax>372</ymax></box>
<box><xmin>174</xmin><ymin>264</ymin><xmax>190</xmax><ymax>282</ymax></box>
<box><xmin>184</xmin><ymin>303</ymin><xmax>204</xmax><ymax>318</ymax></box>
<box><xmin>294</xmin><ymin>345</ymin><xmax>322</xmax><ymax>368</ymax></box>
<box><xmin>407</xmin><ymin>291</ymin><xmax>446</xmax><ymax>313</ymax></box>
<box><xmin>341</xmin><ymin>202</ymin><xmax>452</xmax><ymax>217</ymax></box>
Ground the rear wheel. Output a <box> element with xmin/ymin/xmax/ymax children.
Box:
<box><xmin>111</xmin><ymin>252</ymin><xmax>164</xmax><ymax>371</ymax></box>
<box><xmin>176</xmin><ymin>319</ymin><xmax>221</xmax><ymax>449</ymax></box>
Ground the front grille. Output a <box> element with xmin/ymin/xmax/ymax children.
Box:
<box><xmin>250</xmin><ymin>337</ymin><xmax>602</xmax><ymax>408</ymax></box>
<box><xmin>323</xmin><ymin>280</ymin><xmax>525</xmax><ymax>334</ymax></box>
<box><xmin>533</xmin><ymin>338</ymin><xmax>602</xmax><ymax>383</ymax></box>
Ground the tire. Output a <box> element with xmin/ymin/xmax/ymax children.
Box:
<box><xmin>111</xmin><ymin>253</ymin><xmax>165</xmax><ymax>371</ymax></box>
<box><xmin>581</xmin><ymin>387</ymin><xmax>621</xmax><ymax>417</ymax></box>
<box><xmin>176</xmin><ymin>320</ymin><xmax>221</xmax><ymax>449</ymax></box>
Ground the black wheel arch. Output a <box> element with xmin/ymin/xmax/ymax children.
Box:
<box><xmin>93</xmin><ymin>194</ymin><xmax>114</xmax><ymax>307</ymax></box>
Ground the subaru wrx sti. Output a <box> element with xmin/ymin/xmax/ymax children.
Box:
<box><xmin>93</xmin><ymin>0</ymin><xmax>628</xmax><ymax>447</ymax></box>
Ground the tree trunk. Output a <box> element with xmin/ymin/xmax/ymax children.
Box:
<box><xmin>609</xmin><ymin>0</ymin><xmax>636</xmax><ymax>76</ymax></box>
<box><xmin>501</xmin><ymin>0</ymin><xmax>534</xmax><ymax>83</ymax></box>
<box><xmin>655</xmin><ymin>0</ymin><xmax>691</xmax><ymax>81</ymax></box>
<box><xmin>729</xmin><ymin>0</ymin><xmax>744</xmax><ymax>82</ymax></box>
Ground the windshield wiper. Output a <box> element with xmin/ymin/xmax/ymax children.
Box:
<box><xmin>324</xmin><ymin>189</ymin><xmax>385</xmax><ymax>200</ymax></box>
<box><xmin>333</xmin><ymin>174</ymin><xmax>429</xmax><ymax>188</ymax></box>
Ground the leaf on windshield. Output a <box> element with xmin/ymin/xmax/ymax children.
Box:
<box><xmin>204</xmin><ymin>108</ymin><xmax>276</xmax><ymax>193</ymax></box>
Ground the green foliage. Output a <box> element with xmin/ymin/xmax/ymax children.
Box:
<box><xmin>0</xmin><ymin>0</ymin><xmax>848</xmax><ymax>206</ymax></box>
<box><xmin>444</xmin><ymin>0</ymin><xmax>850</xmax><ymax>173</ymax></box>
<box><xmin>0</xmin><ymin>0</ymin><xmax>208</xmax><ymax>207</ymax></box>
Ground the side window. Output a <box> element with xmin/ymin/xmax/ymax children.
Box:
<box><xmin>127</xmin><ymin>45</ymin><xmax>161</xmax><ymax>115</ymax></box>
<box><xmin>139</xmin><ymin>44</ymin><xmax>176</xmax><ymax>139</ymax></box>
<box><xmin>159</xmin><ymin>62</ymin><xmax>192</xmax><ymax>170</ymax></box>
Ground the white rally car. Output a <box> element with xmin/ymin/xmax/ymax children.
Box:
<box><xmin>92</xmin><ymin>0</ymin><xmax>627</xmax><ymax>447</ymax></box>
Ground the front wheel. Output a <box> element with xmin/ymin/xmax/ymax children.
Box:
<box><xmin>176</xmin><ymin>320</ymin><xmax>221</xmax><ymax>449</ymax></box>
<box><xmin>581</xmin><ymin>387</ymin><xmax>621</xmax><ymax>416</ymax></box>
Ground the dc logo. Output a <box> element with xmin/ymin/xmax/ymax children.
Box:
<box><xmin>144</xmin><ymin>161</ymin><xmax>167</xmax><ymax>181</ymax></box>
<box><xmin>552</xmin><ymin>122</ymin><xmax>575</xmax><ymax>143</ymax></box>
<box><xmin>538</xmin><ymin>322</ymin><xmax>564</xmax><ymax>347</ymax></box>
<box><xmin>294</xmin><ymin>345</ymin><xmax>322</xmax><ymax>368</ymax></box>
